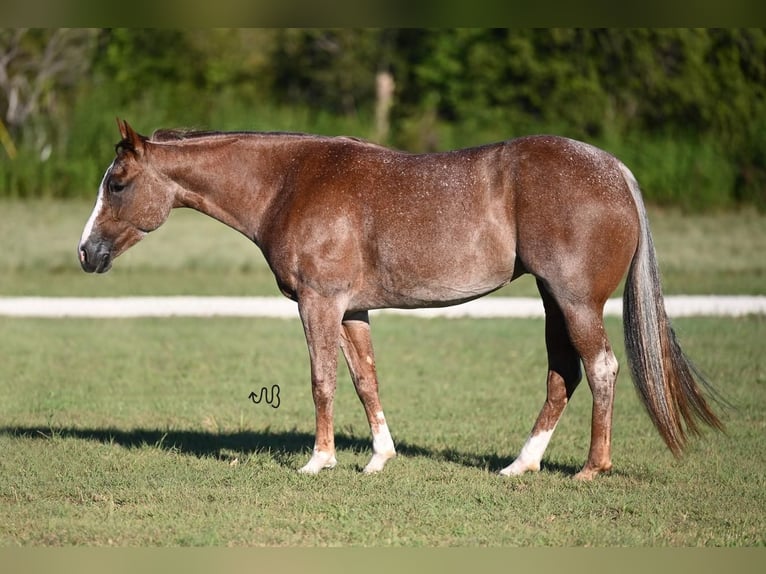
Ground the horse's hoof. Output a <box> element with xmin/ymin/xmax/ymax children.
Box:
<box><xmin>362</xmin><ymin>451</ymin><xmax>396</xmax><ymax>474</ymax></box>
<box><xmin>573</xmin><ymin>463</ymin><xmax>611</xmax><ymax>481</ymax></box>
<box><xmin>298</xmin><ymin>451</ymin><xmax>337</xmax><ymax>474</ymax></box>
<box><xmin>499</xmin><ymin>460</ymin><xmax>540</xmax><ymax>476</ymax></box>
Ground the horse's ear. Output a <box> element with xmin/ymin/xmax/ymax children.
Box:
<box><xmin>116</xmin><ymin>118</ymin><xmax>145</xmax><ymax>155</ymax></box>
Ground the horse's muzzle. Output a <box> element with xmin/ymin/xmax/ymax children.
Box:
<box><xmin>78</xmin><ymin>240</ymin><xmax>113</xmax><ymax>274</ymax></box>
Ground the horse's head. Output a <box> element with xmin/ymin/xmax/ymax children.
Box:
<box><xmin>78</xmin><ymin>119</ymin><xmax>175</xmax><ymax>273</ymax></box>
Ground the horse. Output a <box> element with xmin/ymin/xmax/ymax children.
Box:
<box><xmin>78</xmin><ymin>119</ymin><xmax>724</xmax><ymax>479</ymax></box>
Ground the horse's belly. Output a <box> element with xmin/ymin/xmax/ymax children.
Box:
<box><xmin>381</xmin><ymin>279</ymin><xmax>509</xmax><ymax>309</ymax></box>
<box><xmin>368</xmin><ymin>239</ymin><xmax>517</xmax><ymax>309</ymax></box>
<box><xmin>354</xmin><ymin>187</ymin><xmax>518</xmax><ymax>309</ymax></box>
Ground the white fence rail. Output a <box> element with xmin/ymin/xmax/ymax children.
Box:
<box><xmin>1</xmin><ymin>296</ymin><xmax>764</xmax><ymax>319</ymax></box>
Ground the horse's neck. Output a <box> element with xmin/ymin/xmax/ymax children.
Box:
<box><xmin>159</xmin><ymin>137</ymin><xmax>288</xmax><ymax>244</ymax></box>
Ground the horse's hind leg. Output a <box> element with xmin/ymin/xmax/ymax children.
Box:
<box><xmin>340</xmin><ymin>311</ymin><xmax>396</xmax><ymax>473</ymax></box>
<box><xmin>500</xmin><ymin>280</ymin><xmax>582</xmax><ymax>476</ymax></box>
<box><xmin>570</xmin><ymin>309</ymin><xmax>619</xmax><ymax>480</ymax></box>
<box><xmin>555</xmin><ymin>297</ymin><xmax>620</xmax><ymax>480</ymax></box>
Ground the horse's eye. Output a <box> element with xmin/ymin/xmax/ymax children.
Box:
<box><xmin>109</xmin><ymin>180</ymin><xmax>126</xmax><ymax>193</ymax></box>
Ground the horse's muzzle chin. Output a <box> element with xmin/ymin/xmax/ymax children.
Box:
<box><xmin>78</xmin><ymin>243</ymin><xmax>113</xmax><ymax>274</ymax></box>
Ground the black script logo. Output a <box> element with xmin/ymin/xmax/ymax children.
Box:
<box><xmin>248</xmin><ymin>385</ymin><xmax>280</xmax><ymax>409</ymax></box>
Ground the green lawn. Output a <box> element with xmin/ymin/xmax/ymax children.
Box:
<box><xmin>0</xmin><ymin>315</ymin><xmax>764</xmax><ymax>546</ymax></box>
<box><xmin>1</xmin><ymin>200</ymin><xmax>764</xmax><ymax>546</ymax></box>
<box><xmin>0</xmin><ymin>200</ymin><xmax>764</xmax><ymax>296</ymax></box>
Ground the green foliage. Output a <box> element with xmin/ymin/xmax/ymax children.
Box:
<box><xmin>268</xmin><ymin>29</ymin><xmax>390</xmax><ymax>116</ymax></box>
<box><xmin>96</xmin><ymin>29</ymin><xmax>207</xmax><ymax>98</ymax></box>
<box><xmin>1</xmin><ymin>28</ymin><xmax>764</xmax><ymax>210</ymax></box>
<box><xmin>389</xmin><ymin>29</ymin><xmax>766</xmax><ymax>208</ymax></box>
<box><xmin>601</xmin><ymin>132</ymin><xmax>739</xmax><ymax>211</ymax></box>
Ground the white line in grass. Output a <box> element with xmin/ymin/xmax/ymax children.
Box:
<box><xmin>0</xmin><ymin>296</ymin><xmax>763</xmax><ymax>318</ymax></box>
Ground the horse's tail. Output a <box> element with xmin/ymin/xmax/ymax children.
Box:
<box><xmin>619</xmin><ymin>163</ymin><xmax>725</xmax><ymax>456</ymax></box>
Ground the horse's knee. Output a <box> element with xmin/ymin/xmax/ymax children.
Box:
<box><xmin>311</xmin><ymin>377</ymin><xmax>337</xmax><ymax>404</ymax></box>
<box><xmin>354</xmin><ymin>375</ymin><xmax>379</xmax><ymax>398</ymax></box>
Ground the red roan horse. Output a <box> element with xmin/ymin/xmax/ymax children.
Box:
<box><xmin>78</xmin><ymin>120</ymin><xmax>723</xmax><ymax>479</ymax></box>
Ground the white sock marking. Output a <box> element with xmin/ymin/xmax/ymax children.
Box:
<box><xmin>298</xmin><ymin>449</ymin><xmax>337</xmax><ymax>474</ymax></box>
<box><xmin>363</xmin><ymin>411</ymin><xmax>396</xmax><ymax>474</ymax></box>
<box><xmin>500</xmin><ymin>429</ymin><xmax>555</xmax><ymax>476</ymax></box>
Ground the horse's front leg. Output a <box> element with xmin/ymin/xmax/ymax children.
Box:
<box><xmin>297</xmin><ymin>293</ymin><xmax>345</xmax><ymax>474</ymax></box>
<box><xmin>340</xmin><ymin>311</ymin><xmax>396</xmax><ymax>473</ymax></box>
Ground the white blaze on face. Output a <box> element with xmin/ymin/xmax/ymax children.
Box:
<box><xmin>80</xmin><ymin>161</ymin><xmax>114</xmax><ymax>247</ymax></box>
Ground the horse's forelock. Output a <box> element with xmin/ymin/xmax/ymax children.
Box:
<box><xmin>114</xmin><ymin>138</ymin><xmax>135</xmax><ymax>156</ymax></box>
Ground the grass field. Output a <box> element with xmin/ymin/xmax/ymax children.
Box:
<box><xmin>0</xmin><ymin>200</ymin><xmax>765</xmax><ymax>546</ymax></box>
<box><xmin>0</xmin><ymin>200</ymin><xmax>765</xmax><ymax>297</ymax></box>
<box><xmin>0</xmin><ymin>315</ymin><xmax>764</xmax><ymax>546</ymax></box>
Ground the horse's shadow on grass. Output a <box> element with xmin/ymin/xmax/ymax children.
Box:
<box><xmin>0</xmin><ymin>425</ymin><xmax>582</xmax><ymax>477</ymax></box>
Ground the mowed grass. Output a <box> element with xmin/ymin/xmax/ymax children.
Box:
<box><xmin>1</xmin><ymin>199</ymin><xmax>765</xmax><ymax>546</ymax></box>
<box><xmin>0</xmin><ymin>314</ymin><xmax>764</xmax><ymax>546</ymax></box>
<box><xmin>0</xmin><ymin>200</ymin><xmax>765</xmax><ymax>296</ymax></box>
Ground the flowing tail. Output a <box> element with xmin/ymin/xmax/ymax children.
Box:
<box><xmin>619</xmin><ymin>164</ymin><xmax>725</xmax><ymax>456</ymax></box>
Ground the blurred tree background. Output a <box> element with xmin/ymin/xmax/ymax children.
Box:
<box><xmin>1</xmin><ymin>28</ymin><xmax>764</xmax><ymax>210</ymax></box>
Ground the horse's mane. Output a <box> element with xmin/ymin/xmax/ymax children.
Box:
<box><xmin>113</xmin><ymin>127</ymin><xmax>394</xmax><ymax>158</ymax></box>
<box><xmin>148</xmin><ymin>128</ymin><xmax>389</xmax><ymax>150</ymax></box>
<box><xmin>149</xmin><ymin>128</ymin><xmax>317</xmax><ymax>142</ymax></box>
<box><xmin>150</xmin><ymin>128</ymin><xmax>241</xmax><ymax>142</ymax></box>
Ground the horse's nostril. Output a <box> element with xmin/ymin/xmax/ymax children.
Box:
<box><xmin>79</xmin><ymin>247</ymin><xmax>88</xmax><ymax>264</ymax></box>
